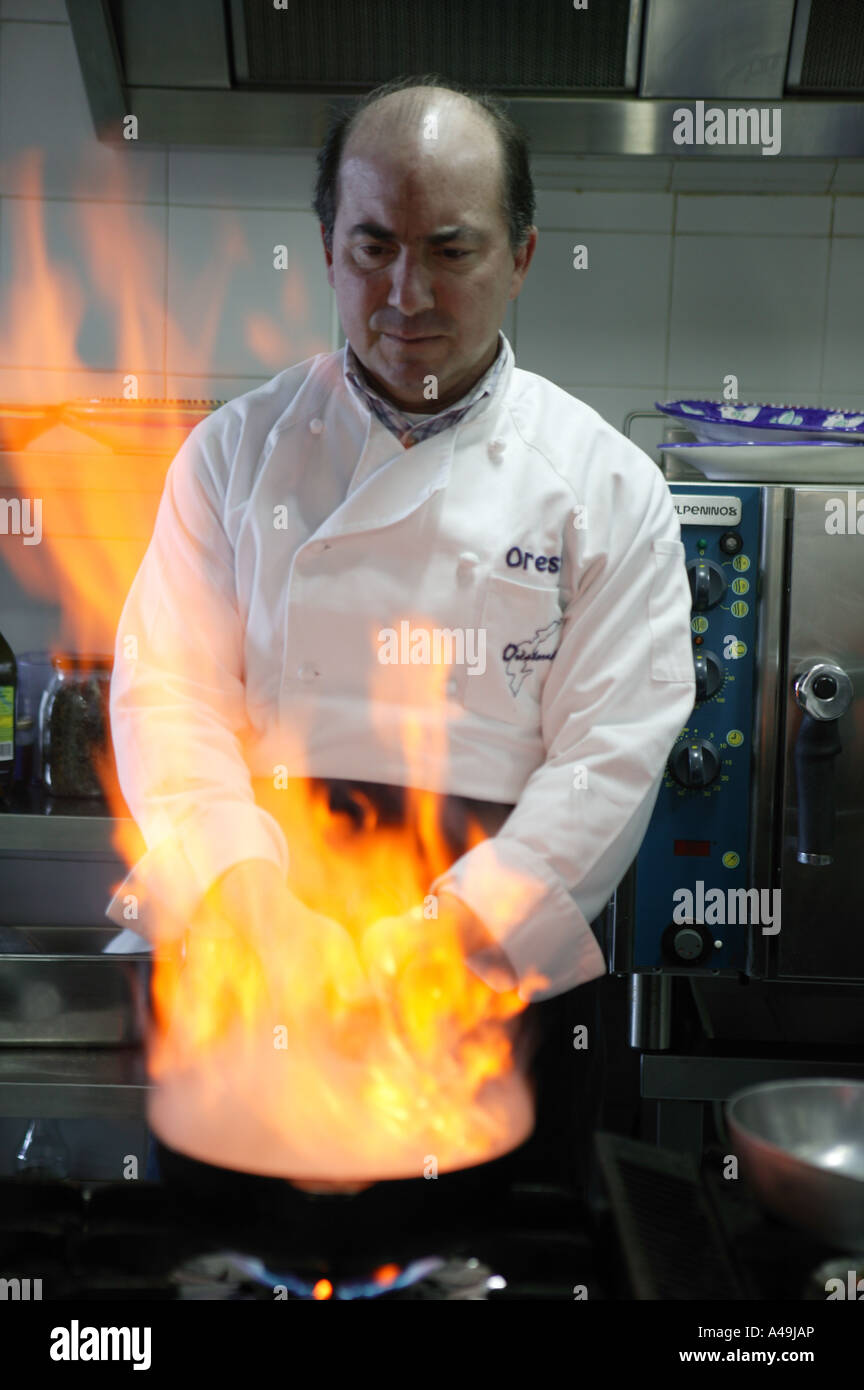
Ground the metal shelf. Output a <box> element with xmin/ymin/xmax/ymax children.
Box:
<box><xmin>0</xmin><ymin>813</ymin><xmax>130</xmax><ymax>855</ymax></box>
<box><xmin>0</xmin><ymin>1048</ymin><xmax>150</xmax><ymax>1119</ymax></box>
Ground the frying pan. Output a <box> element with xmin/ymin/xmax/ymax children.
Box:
<box><xmin>726</xmin><ymin>1078</ymin><xmax>864</xmax><ymax>1251</ymax></box>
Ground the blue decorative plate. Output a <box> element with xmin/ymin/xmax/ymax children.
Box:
<box><xmin>656</xmin><ymin>399</ymin><xmax>864</xmax><ymax>444</ymax></box>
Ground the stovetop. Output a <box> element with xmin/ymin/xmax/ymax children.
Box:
<box><xmin>1</xmin><ymin>1134</ymin><xmax>858</xmax><ymax>1301</ymax></box>
<box><xmin>0</xmin><ymin>1175</ymin><xmax>604</xmax><ymax>1301</ymax></box>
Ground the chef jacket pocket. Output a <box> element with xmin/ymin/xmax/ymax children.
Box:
<box><xmin>647</xmin><ymin>538</ymin><xmax>695</xmax><ymax>682</ymax></box>
<box><xmin>462</xmin><ymin>573</ymin><xmax>563</xmax><ymax>726</ymax></box>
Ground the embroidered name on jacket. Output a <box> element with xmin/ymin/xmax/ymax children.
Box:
<box><xmin>502</xmin><ymin>618</ymin><xmax>563</xmax><ymax>696</ymax></box>
<box><xmin>505</xmin><ymin>545</ymin><xmax>561</xmax><ymax>575</ymax></box>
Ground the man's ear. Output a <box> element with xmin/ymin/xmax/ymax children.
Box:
<box><xmin>509</xmin><ymin>226</ymin><xmax>538</xmax><ymax>300</ymax></box>
<box><xmin>320</xmin><ymin>224</ymin><xmax>335</xmax><ymax>286</ymax></box>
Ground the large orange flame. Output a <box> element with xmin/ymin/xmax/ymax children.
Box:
<box><xmin>1</xmin><ymin>153</ymin><xmax>538</xmax><ymax>1183</ymax></box>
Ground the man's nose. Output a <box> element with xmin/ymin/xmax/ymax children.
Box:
<box><xmin>386</xmin><ymin>251</ymin><xmax>435</xmax><ymax>316</ymax></box>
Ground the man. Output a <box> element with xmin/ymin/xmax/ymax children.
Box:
<box><xmin>108</xmin><ymin>76</ymin><xmax>695</xmax><ymax>1085</ymax></box>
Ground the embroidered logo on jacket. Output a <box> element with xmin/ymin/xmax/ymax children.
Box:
<box><xmin>502</xmin><ymin>619</ymin><xmax>563</xmax><ymax>695</ymax></box>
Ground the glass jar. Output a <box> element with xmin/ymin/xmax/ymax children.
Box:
<box><xmin>39</xmin><ymin>655</ymin><xmax>113</xmax><ymax>798</ymax></box>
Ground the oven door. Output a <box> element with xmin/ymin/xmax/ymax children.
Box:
<box><xmin>765</xmin><ymin>486</ymin><xmax>864</xmax><ymax>982</ymax></box>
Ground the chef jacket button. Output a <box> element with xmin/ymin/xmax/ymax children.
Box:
<box><xmin>297</xmin><ymin>664</ymin><xmax>318</xmax><ymax>681</ymax></box>
<box><xmin>446</xmin><ymin>677</ymin><xmax>459</xmax><ymax>696</ymax></box>
<box><xmin>309</xmin><ymin>418</ymin><xmax>324</xmax><ymax>434</ymax></box>
<box><xmin>487</xmin><ymin>439</ymin><xmax>505</xmax><ymax>460</ymax></box>
<box><xmin>457</xmin><ymin>550</ymin><xmax>479</xmax><ymax>581</ymax></box>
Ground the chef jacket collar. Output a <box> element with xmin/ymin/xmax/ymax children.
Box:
<box><xmin>343</xmin><ymin>330</ymin><xmax>507</xmax><ymax>450</ymax></box>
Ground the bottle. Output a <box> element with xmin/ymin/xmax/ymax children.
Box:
<box><xmin>13</xmin><ymin>652</ymin><xmax>53</xmax><ymax>790</ymax></box>
<box><xmin>16</xmin><ymin>1119</ymin><xmax>70</xmax><ymax>1179</ymax></box>
<box><xmin>0</xmin><ymin>629</ymin><xmax>16</xmax><ymax>799</ymax></box>
<box><xmin>40</xmin><ymin>655</ymin><xmax>113</xmax><ymax>798</ymax></box>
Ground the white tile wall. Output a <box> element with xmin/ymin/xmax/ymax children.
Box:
<box><xmin>674</xmin><ymin>195</ymin><xmax>831</xmax><ymax>237</ymax></box>
<box><xmin>164</xmin><ymin>374</ymin><xmax>271</xmax><ymax>401</ymax></box>
<box><xmin>0</xmin><ymin>7</ymin><xmax>861</xmax><ymax>426</ymax></box>
<box><xmin>670</xmin><ymin>159</ymin><xmax>837</xmax><ymax>194</ymax></box>
<box><xmin>833</xmin><ymin>198</ymin><xmax>864</xmax><ymax>236</ymax></box>
<box><xmin>164</xmin><ymin>205</ymin><xmax>331</xmax><ymax>377</ymax></box>
<box><xmin>823</xmin><ymin>240</ymin><xmax>864</xmax><ymax>401</ymax></box>
<box><xmin>0</xmin><ymin>197</ymin><xmax>168</xmax><ymax>372</ymax></box>
<box><xmin>662</xmin><ymin>382</ymin><xmax>808</xmax><ymax>407</ymax></box>
<box><xmin>168</xmin><ymin>150</ymin><xmax>319</xmax><ymax>209</ymax></box>
<box><xmin>558</xmin><ymin>385</ymin><xmax>667</xmax><ymax>443</ymax></box>
<box><xmin>829</xmin><ymin>162</ymin><xmax>864</xmax><ymax>193</ymax></box>
<box><xmin>532</xmin><ymin>156</ymin><xmax>674</xmax><ymax>192</ymax></box>
<box><xmin>516</xmin><ymin>231</ymin><xmax>671</xmax><ymax>385</ymax></box>
<box><xmin>0</xmin><ymin>368</ymin><xmax>166</xmax><ymax>409</ymax></box>
<box><xmin>668</xmin><ymin>235</ymin><xmax>829</xmax><ymax>395</ymax></box>
<box><xmin>533</xmin><ymin>191</ymin><xmax>674</xmax><ymax>231</ymax></box>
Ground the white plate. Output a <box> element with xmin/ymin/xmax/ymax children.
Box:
<box><xmin>659</xmin><ymin>443</ymin><xmax>864</xmax><ymax>483</ymax></box>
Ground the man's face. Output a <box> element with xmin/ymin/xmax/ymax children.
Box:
<box><xmin>322</xmin><ymin>98</ymin><xmax>536</xmax><ymax>412</ymax></box>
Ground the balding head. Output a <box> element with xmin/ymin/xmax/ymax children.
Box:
<box><xmin>346</xmin><ymin>87</ymin><xmax>501</xmax><ymax>183</ymax></box>
<box><xmin>341</xmin><ymin>87</ymin><xmax>506</xmax><ymax>243</ymax></box>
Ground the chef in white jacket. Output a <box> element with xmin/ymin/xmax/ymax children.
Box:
<box><xmin>107</xmin><ymin>78</ymin><xmax>696</xmax><ymax>1010</ymax></box>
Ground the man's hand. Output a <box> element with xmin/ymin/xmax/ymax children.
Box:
<box><xmin>437</xmin><ymin>890</ymin><xmax>518</xmax><ymax>991</ymax></box>
<box><xmin>358</xmin><ymin>892</ymin><xmax>519</xmax><ymax>1061</ymax></box>
<box><xmin>186</xmin><ymin>858</ymin><xmax>376</xmax><ymax>1026</ymax></box>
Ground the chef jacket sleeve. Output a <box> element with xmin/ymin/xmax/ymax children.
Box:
<box><xmin>105</xmin><ymin>413</ymin><xmax>288</xmax><ymax>941</ymax></box>
<box><xmin>430</xmin><ymin>441</ymin><xmax>696</xmax><ymax>1002</ymax></box>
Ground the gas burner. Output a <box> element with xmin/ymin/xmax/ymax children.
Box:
<box><xmin>170</xmin><ymin>1251</ymin><xmax>499</xmax><ymax>1300</ymax></box>
<box><xmin>394</xmin><ymin>1257</ymin><xmax>502</xmax><ymax>1300</ymax></box>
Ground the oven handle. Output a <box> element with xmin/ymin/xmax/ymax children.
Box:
<box><xmin>793</xmin><ymin>663</ymin><xmax>853</xmax><ymax>866</ymax></box>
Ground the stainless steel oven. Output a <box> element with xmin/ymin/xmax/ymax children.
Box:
<box><xmin>610</xmin><ymin>479</ymin><xmax>864</xmax><ymax>1150</ymax></box>
<box><xmin>614</xmin><ymin>479</ymin><xmax>864</xmax><ymax>984</ymax></box>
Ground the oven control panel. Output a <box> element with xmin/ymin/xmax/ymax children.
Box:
<box><xmin>619</xmin><ymin>483</ymin><xmax>762</xmax><ymax>973</ymax></box>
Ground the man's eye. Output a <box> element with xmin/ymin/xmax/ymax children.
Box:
<box><xmin>354</xmin><ymin>246</ymin><xmax>470</xmax><ymax>260</ymax></box>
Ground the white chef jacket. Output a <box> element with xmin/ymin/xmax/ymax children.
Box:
<box><xmin>106</xmin><ymin>332</ymin><xmax>696</xmax><ymax>1001</ymax></box>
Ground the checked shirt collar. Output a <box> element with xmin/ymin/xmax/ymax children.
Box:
<box><xmin>344</xmin><ymin>331</ymin><xmax>506</xmax><ymax>449</ymax></box>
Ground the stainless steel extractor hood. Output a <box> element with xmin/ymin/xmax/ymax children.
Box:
<box><xmin>67</xmin><ymin>0</ymin><xmax>864</xmax><ymax>156</ymax></box>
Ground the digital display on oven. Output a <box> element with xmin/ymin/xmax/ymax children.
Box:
<box><xmin>673</xmin><ymin>839</ymin><xmax>711</xmax><ymax>857</ymax></box>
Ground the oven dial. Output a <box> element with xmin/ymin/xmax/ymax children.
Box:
<box><xmin>686</xmin><ymin>558</ymin><xmax>727</xmax><ymax>611</ymax></box>
<box><xmin>693</xmin><ymin>649</ymin><xmax>723</xmax><ymax>702</ymax></box>
<box><xmin>660</xmin><ymin>919</ymin><xmax>713</xmax><ymax>965</ymax></box>
<box><xmin>673</xmin><ymin>926</ymin><xmax>707</xmax><ymax>961</ymax></box>
<box><xmin>668</xmin><ymin>738</ymin><xmax>721</xmax><ymax>788</ymax></box>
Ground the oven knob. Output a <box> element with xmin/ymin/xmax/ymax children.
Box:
<box><xmin>693</xmin><ymin>649</ymin><xmax>723</xmax><ymax>702</ymax></box>
<box><xmin>686</xmin><ymin>558</ymin><xmax>727</xmax><ymax>611</ymax></box>
<box><xmin>673</xmin><ymin>927</ymin><xmax>706</xmax><ymax>962</ymax></box>
<box><xmin>668</xmin><ymin>738</ymin><xmax>721</xmax><ymax>788</ymax></box>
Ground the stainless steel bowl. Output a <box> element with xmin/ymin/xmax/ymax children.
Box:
<box><xmin>726</xmin><ymin>1078</ymin><xmax>864</xmax><ymax>1251</ymax></box>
